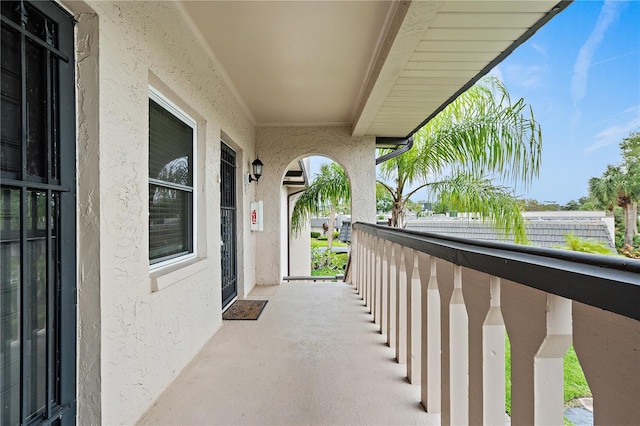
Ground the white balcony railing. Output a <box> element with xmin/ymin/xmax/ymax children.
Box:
<box><xmin>350</xmin><ymin>223</ymin><xmax>640</xmax><ymax>425</ymax></box>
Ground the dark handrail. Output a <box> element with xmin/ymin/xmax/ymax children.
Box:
<box><xmin>353</xmin><ymin>222</ymin><xmax>640</xmax><ymax>321</ymax></box>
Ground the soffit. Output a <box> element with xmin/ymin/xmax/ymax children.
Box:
<box><xmin>357</xmin><ymin>0</ymin><xmax>563</xmax><ymax>137</ymax></box>
<box><xmin>178</xmin><ymin>1</ymin><xmax>566</xmax><ymax>137</ymax></box>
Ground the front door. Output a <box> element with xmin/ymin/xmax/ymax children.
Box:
<box><xmin>220</xmin><ymin>143</ymin><xmax>237</xmax><ymax>308</ymax></box>
<box><xmin>1</xmin><ymin>1</ymin><xmax>76</xmax><ymax>424</ymax></box>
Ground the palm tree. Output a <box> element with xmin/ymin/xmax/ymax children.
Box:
<box><xmin>589</xmin><ymin>132</ymin><xmax>640</xmax><ymax>247</ymax></box>
<box><xmin>291</xmin><ymin>162</ymin><xmax>350</xmax><ymax>250</ymax></box>
<box><xmin>377</xmin><ymin>76</ymin><xmax>542</xmax><ymax>243</ymax></box>
<box><xmin>589</xmin><ymin>165</ymin><xmax>621</xmax><ymax>214</ymax></box>
<box><xmin>621</xmin><ymin>132</ymin><xmax>640</xmax><ymax>242</ymax></box>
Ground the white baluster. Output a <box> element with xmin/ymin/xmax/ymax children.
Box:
<box><xmin>422</xmin><ymin>255</ymin><xmax>441</xmax><ymax>413</ymax></box>
<box><xmin>483</xmin><ymin>276</ymin><xmax>505</xmax><ymax>425</ymax></box>
<box><xmin>373</xmin><ymin>237</ymin><xmax>382</xmax><ymax>325</ymax></box>
<box><xmin>534</xmin><ymin>295</ymin><xmax>571</xmax><ymax>425</ymax></box>
<box><xmin>380</xmin><ymin>241</ymin><xmax>388</xmax><ymax>335</ymax></box>
<box><xmin>407</xmin><ymin>249</ymin><xmax>421</xmax><ymax>384</ymax></box>
<box><xmin>367</xmin><ymin>235</ymin><xmax>378</xmax><ymax>315</ymax></box>
<box><xmin>573</xmin><ymin>301</ymin><xmax>640</xmax><ymax>425</ymax></box>
<box><xmin>449</xmin><ymin>265</ymin><xmax>468</xmax><ymax>425</ymax></box>
<box><xmin>387</xmin><ymin>243</ymin><xmax>397</xmax><ymax>348</ymax></box>
<box><xmin>359</xmin><ymin>232</ymin><xmax>365</xmax><ymax>295</ymax></box>
<box><xmin>358</xmin><ymin>231</ymin><xmax>364</xmax><ymax>295</ymax></box>
<box><xmin>351</xmin><ymin>230</ymin><xmax>358</xmax><ymax>290</ymax></box>
<box><xmin>362</xmin><ymin>233</ymin><xmax>369</xmax><ymax>299</ymax></box>
<box><xmin>396</xmin><ymin>246</ymin><xmax>407</xmax><ymax>364</ymax></box>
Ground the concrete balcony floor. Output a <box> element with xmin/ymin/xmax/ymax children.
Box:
<box><xmin>139</xmin><ymin>282</ymin><xmax>439</xmax><ymax>425</ymax></box>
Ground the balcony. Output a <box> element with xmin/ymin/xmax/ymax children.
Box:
<box><xmin>139</xmin><ymin>282</ymin><xmax>439</xmax><ymax>425</ymax></box>
<box><xmin>139</xmin><ymin>223</ymin><xmax>639</xmax><ymax>425</ymax></box>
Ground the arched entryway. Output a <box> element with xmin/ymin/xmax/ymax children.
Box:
<box><xmin>282</xmin><ymin>156</ymin><xmax>352</xmax><ymax>278</ymax></box>
<box><xmin>254</xmin><ymin>126</ymin><xmax>377</xmax><ymax>285</ymax></box>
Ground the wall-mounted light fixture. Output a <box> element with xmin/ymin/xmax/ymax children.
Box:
<box><xmin>247</xmin><ymin>157</ymin><xmax>264</xmax><ymax>184</ymax></box>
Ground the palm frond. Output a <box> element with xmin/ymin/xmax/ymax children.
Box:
<box><xmin>418</xmin><ymin>76</ymin><xmax>542</xmax><ymax>189</ymax></box>
<box><xmin>290</xmin><ymin>162</ymin><xmax>350</xmax><ymax>236</ymax></box>
<box><xmin>426</xmin><ymin>173</ymin><xmax>528</xmax><ymax>244</ymax></box>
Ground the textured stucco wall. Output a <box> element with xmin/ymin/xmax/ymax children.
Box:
<box><xmin>255</xmin><ymin>126</ymin><xmax>376</xmax><ymax>285</ymax></box>
<box><xmin>65</xmin><ymin>1</ymin><xmax>257</xmax><ymax>424</ymax></box>
<box><xmin>70</xmin><ymin>2</ymin><xmax>102</xmax><ymax>423</ymax></box>
<box><xmin>280</xmin><ymin>186</ymin><xmax>289</xmax><ymax>279</ymax></box>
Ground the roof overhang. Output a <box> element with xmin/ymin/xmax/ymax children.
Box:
<box><xmin>282</xmin><ymin>159</ymin><xmax>309</xmax><ymax>187</ymax></box>
<box><xmin>178</xmin><ymin>1</ymin><xmax>570</xmax><ymax>138</ymax></box>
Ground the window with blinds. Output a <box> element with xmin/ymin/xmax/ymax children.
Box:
<box><xmin>148</xmin><ymin>91</ymin><xmax>196</xmax><ymax>265</ymax></box>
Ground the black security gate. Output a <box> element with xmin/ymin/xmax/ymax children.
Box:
<box><xmin>220</xmin><ymin>143</ymin><xmax>237</xmax><ymax>308</ymax></box>
<box><xmin>1</xmin><ymin>1</ymin><xmax>76</xmax><ymax>425</ymax></box>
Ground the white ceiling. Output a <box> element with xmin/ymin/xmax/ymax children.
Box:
<box><xmin>178</xmin><ymin>1</ymin><xmax>567</xmax><ymax>138</ymax></box>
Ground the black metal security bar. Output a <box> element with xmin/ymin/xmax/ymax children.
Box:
<box><xmin>353</xmin><ymin>222</ymin><xmax>640</xmax><ymax>321</ymax></box>
<box><xmin>1</xmin><ymin>1</ymin><xmax>76</xmax><ymax>425</ymax></box>
<box><xmin>220</xmin><ymin>143</ymin><xmax>238</xmax><ymax>308</ymax></box>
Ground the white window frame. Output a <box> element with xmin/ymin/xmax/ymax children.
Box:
<box><xmin>148</xmin><ymin>86</ymin><xmax>198</xmax><ymax>270</ymax></box>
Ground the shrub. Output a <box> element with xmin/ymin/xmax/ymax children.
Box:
<box><xmin>620</xmin><ymin>244</ymin><xmax>640</xmax><ymax>259</ymax></box>
<box><xmin>317</xmin><ymin>236</ymin><xmax>327</xmax><ymax>241</ymax></box>
<box><xmin>333</xmin><ymin>230</ymin><xmax>340</xmax><ymax>239</ymax></box>
<box><xmin>310</xmin><ymin>231</ymin><xmax>320</xmax><ymax>238</ymax></box>
<box><xmin>621</xmin><ymin>234</ymin><xmax>640</xmax><ymax>259</ymax></box>
<box><xmin>311</xmin><ymin>248</ymin><xmax>348</xmax><ymax>273</ymax></box>
<box><xmin>554</xmin><ymin>233</ymin><xmax>615</xmax><ymax>255</ymax></box>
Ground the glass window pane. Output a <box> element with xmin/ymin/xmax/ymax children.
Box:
<box><xmin>23</xmin><ymin>3</ymin><xmax>46</xmax><ymax>43</ymax></box>
<box><xmin>1</xmin><ymin>188</ymin><xmax>21</xmax><ymax>426</ymax></box>
<box><xmin>25</xmin><ymin>39</ymin><xmax>47</xmax><ymax>178</ymax></box>
<box><xmin>26</xmin><ymin>191</ymin><xmax>47</xmax><ymax>236</ymax></box>
<box><xmin>0</xmin><ymin>2</ymin><xmax>20</xmax><ymax>25</ymax></box>
<box><xmin>24</xmin><ymin>191</ymin><xmax>48</xmax><ymax>419</ymax></box>
<box><xmin>50</xmin><ymin>193</ymin><xmax>59</xmax><ymax>404</ymax></box>
<box><xmin>25</xmin><ymin>236</ymin><xmax>46</xmax><ymax>419</ymax></box>
<box><xmin>50</xmin><ymin>56</ymin><xmax>59</xmax><ymax>181</ymax></box>
<box><xmin>149</xmin><ymin>184</ymin><xmax>191</xmax><ymax>261</ymax></box>
<box><xmin>149</xmin><ymin>99</ymin><xmax>193</xmax><ymax>187</ymax></box>
<box><xmin>1</xmin><ymin>25</ymin><xmax>22</xmax><ymax>177</ymax></box>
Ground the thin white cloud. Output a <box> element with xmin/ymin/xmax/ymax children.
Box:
<box><xmin>505</xmin><ymin>64</ymin><xmax>549</xmax><ymax>89</ymax></box>
<box><xmin>571</xmin><ymin>0</ymin><xmax>622</xmax><ymax>104</ymax></box>
<box><xmin>623</xmin><ymin>105</ymin><xmax>640</xmax><ymax>115</ymax></box>
<box><xmin>584</xmin><ymin>113</ymin><xmax>640</xmax><ymax>154</ymax></box>
<box><xmin>531</xmin><ymin>43</ymin><xmax>547</xmax><ymax>57</ymax></box>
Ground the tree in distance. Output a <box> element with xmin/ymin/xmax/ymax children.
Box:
<box><xmin>589</xmin><ymin>131</ymin><xmax>640</xmax><ymax>247</ymax></box>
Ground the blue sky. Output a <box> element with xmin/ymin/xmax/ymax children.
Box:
<box><xmin>309</xmin><ymin>0</ymin><xmax>640</xmax><ymax>205</ymax></box>
<box><xmin>490</xmin><ymin>0</ymin><xmax>640</xmax><ymax>204</ymax></box>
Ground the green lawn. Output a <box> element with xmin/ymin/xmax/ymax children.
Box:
<box><xmin>505</xmin><ymin>336</ymin><xmax>591</xmax><ymax>422</ymax></box>
<box><xmin>563</xmin><ymin>345</ymin><xmax>592</xmax><ymax>401</ymax></box>
<box><xmin>311</xmin><ymin>237</ymin><xmax>348</xmax><ymax>248</ymax></box>
<box><xmin>311</xmin><ymin>267</ymin><xmax>342</xmax><ymax>277</ymax></box>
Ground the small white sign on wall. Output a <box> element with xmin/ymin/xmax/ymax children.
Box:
<box><xmin>250</xmin><ymin>201</ymin><xmax>263</xmax><ymax>231</ymax></box>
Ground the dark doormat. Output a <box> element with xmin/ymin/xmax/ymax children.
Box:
<box><xmin>223</xmin><ymin>300</ymin><xmax>268</xmax><ymax>320</ymax></box>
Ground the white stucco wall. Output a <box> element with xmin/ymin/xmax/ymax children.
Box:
<box><xmin>280</xmin><ymin>186</ymin><xmax>289</xmax><ymax>279</ymax></box>
<box><xmin>255</xmin><ymin>126</ymin><xmax>376</xmax><ymax>285</ymax></box>
<box><xmin>65</xmin><ymin>1</ymin><xmax>257</xmax><ymax>424</ymax></box>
